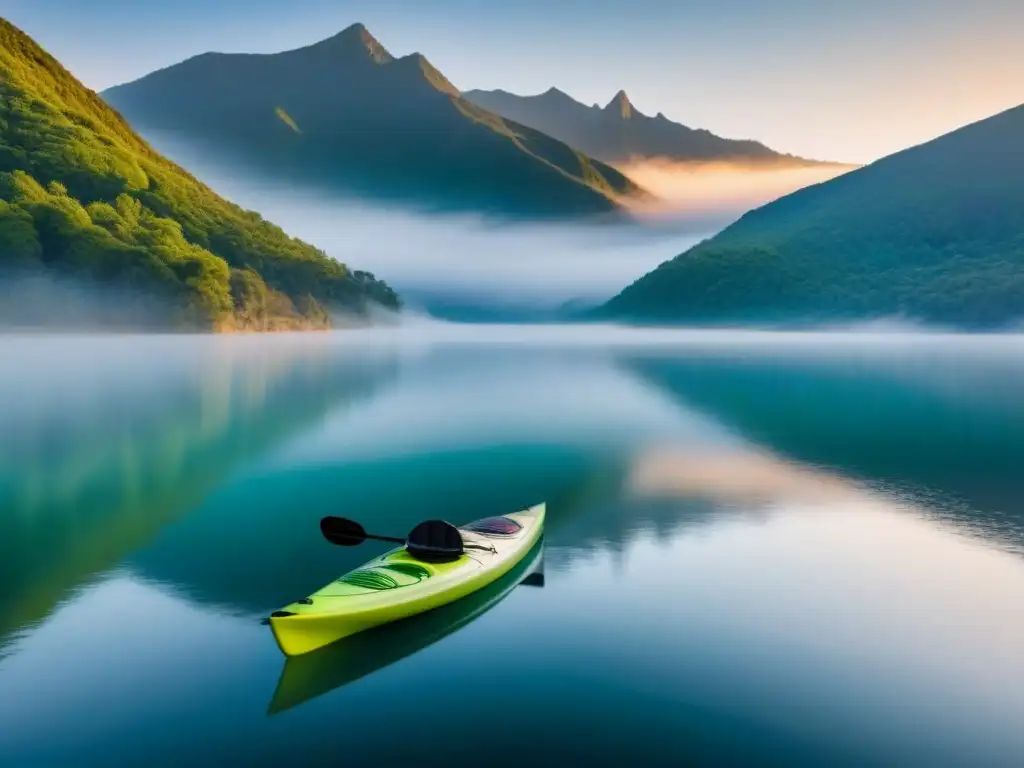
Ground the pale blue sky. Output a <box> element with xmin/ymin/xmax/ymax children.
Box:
<box><xmin>5</xmin><ymin>0</ymin><xmax>1023</xmax><ymax>163</ymax></box>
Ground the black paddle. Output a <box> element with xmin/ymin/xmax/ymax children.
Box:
<box><xmin>320</xmin><ymin>517</ymin><xmax>404</xmax><ymax>547</ymax></box>
<box><xmin>320</xmin><ymin>516</ymin><xmax>495</xmax><ymax>562</ymax></box>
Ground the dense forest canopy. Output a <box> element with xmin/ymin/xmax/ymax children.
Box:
<box><xmin>0</xmin><ymin>17</ymin><xmax>400</xmax><ymax>330</ymax></box>
<box><xmin>600</xmin><ymin>104</ymin><xmax>1024</xmax><ymax>328</ymax></box>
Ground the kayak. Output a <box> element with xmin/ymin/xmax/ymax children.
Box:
<box><xmin>268</xmin><ymin>502</ymin><xmax>545</xmax><ymax>656</ymax></box>
<box><xmin>268</xmin><ymin>538</ymin><xmax>544</xmax><ymax>714</ymax></box>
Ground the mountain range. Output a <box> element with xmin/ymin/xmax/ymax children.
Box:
<box><xmin>463</xmin><ymin>86</ymin><xmax>832</xmax><ymax>166</ymax></box>
<box><xmin>5</xmin><ymin>13</ymin><xmax>1021</xmax><ymax>332</ymax></box>
<box><xmin>0</xmin><ymin>17</ymin><xmax>399</xmax><ymax>331</ymax></box>
<box><xmin>599</xmin><ymin>103</ymin><xmax>1024</xmax><ymax>328</ymax></box>
<box><xmin>102</xmin><ymin>24</ymin><xmax>648</xmax><ymax>220</ymax></box>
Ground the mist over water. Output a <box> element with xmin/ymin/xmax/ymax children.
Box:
<box><xmin>0</xmin><ymin>273</ymin><xmax>182</xmax><ymax>331</ymax></box>
<box><xmin>2</xmin><ymin>326</ymin><xmax>1024</xmax><ymax>765</ymax></box>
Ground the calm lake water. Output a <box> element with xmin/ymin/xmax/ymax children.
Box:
<box><xmin>2</xmin><ymin>325</ymin><xmax>1023</xmax><ymax>767</ymax></box>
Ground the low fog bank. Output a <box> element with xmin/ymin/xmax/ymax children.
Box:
<box><xmin>188</xmin><ymin>180</ymin><xmax>713</xmax><ymax>316</ymax></box>
<box><xmin>136</xmin><ymin>132</ymin><xmax>749</xmax><ymax>316</ymax></box>
<box><xmin>614</xmin><ymin>158</ymin><xmax>858</xmax><ymax>217</ymax></box>
<box><xmin>0</xmin><ymin>273</ymin><xmax>181</xmax><ymax>332</ymax></box>
<box><xmin>241</xmin><ymin>198</ymin><xmax>711</xmax><ymax>315</ymax></box>
<box><xmin>83</xmin><ymin>132</ymin><xmax>858</xmax><ymax>320</ymax></box>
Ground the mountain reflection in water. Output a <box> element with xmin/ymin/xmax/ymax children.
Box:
<box><xmin>1</xmin><ymin>328</ymin><xmax>1023</xmax><ymax>767</ymax></box>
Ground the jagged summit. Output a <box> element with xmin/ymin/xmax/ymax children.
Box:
<box><xmin>296</xmin><ymin>25</ymin><xmax>459</xmax><ymax>94</ymax></box>
<box><xmin>606</xmin><ymin>89</ymin><xmax>633</xmax><ymax>119</ymax></box>
<box><xmin>393</xmin><ymin>52</ymin><xmax>459</xmax><ymax>96</ymax></box>
<box><xmin>306</xmin><ymin>22</ymin><xmax>393</xmax><ymax>64</ymax></box>
<box><xmin>333</xmin><ymin>21</ymin><xmax>370</xmax><ymax>38</ymax></box>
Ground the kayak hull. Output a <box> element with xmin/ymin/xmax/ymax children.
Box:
<box><xmin>269</xmin><ymin>503</ymin><xmax>545</xmax><ymax>656</ymax></box>
<box><xmin>267</xmin><ymin>540</ymin><xmax>544</xmax><ymax>715</ymax></box>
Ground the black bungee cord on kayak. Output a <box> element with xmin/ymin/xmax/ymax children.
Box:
<box><xmin>404</xmin><ymin>519</ymin><xmax>496</xmax><ymax>562</ymax></box>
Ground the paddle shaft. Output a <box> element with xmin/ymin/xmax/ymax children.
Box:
<box><xmin>320</xmin><ymin>516</ymin><xmax>495</xmax><ymax>555</ymax></box>
<box><xmin>361</xmin><ymin>532</ymin><xmax>405</xmax><ymax>545</ymax></box>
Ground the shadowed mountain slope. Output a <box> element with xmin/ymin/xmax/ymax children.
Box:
<box><xmin>103</xmin><ymin>25</ymin><xmax>649</xmax><ymax>221</ymax></box>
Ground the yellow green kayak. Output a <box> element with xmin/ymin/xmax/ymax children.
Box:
<box><xmin>268</xmin><ymin>538</ymin><xmax>544</xmax><ymax>714</ymax></box>
<box><xmin>268</xmin><ymin>503</ymin><xmax>545</xmax><ymax>656</ymax></box>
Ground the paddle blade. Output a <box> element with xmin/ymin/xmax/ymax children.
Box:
<box><xmin>320</xmin><ymin>516</ymin><xmax>368</xmax><ymax>547</ymax></box>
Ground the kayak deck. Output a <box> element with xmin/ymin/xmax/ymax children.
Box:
<box><xmin>269</xmin><ymin>503</ymin><xmax>545</xmax><ymax>656</ymax></box>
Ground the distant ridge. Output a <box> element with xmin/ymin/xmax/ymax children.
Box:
<box><xmin>464</xmin><ymin>86</ymin><xmax>837</xmax><ymax>166</ymax></box>
<box><xmin>103</xmin><ymin>24</ymin><xmax>650</xmax><ymax>220</ymax></box>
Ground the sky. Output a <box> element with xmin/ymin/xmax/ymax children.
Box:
<box><xmin>4</xmin><ymin>0</ymin><xmax>1023</xmax><ymax>164</ymax></box>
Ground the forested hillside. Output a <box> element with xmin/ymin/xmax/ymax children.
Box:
<box><xmin>601</xmin><ymin>104</ymin><xmax>1024</xmax><ymax>328</ymax></box>
<box><xmin>0</xmin><ymin>18</ymin><xmax>399</xmax><ymax>330</ymax></box>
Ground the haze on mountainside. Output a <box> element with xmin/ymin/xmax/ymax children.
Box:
<box><xmin>464</xmin><ymin>86</ymin><xmax>857</xmax><ymax>215</ymax></box>
<box><xmin>135</xmin><ymin>143</ymin><xmax>712</xmax><ymax>323</ymax></box>
<box><xmin>102</xmin><ymin>24</ymin><xmax>650</xmax><ymax>221</ymax></box>
<box><xmin>0</xmin><ymin>17</ymin><xmax>399</xmax><ymax>331</ymax></box>
<box><xmin>600</xmin><ymin>103</ymin><xmax>1024</xmax><ymax>329</ymax></box>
